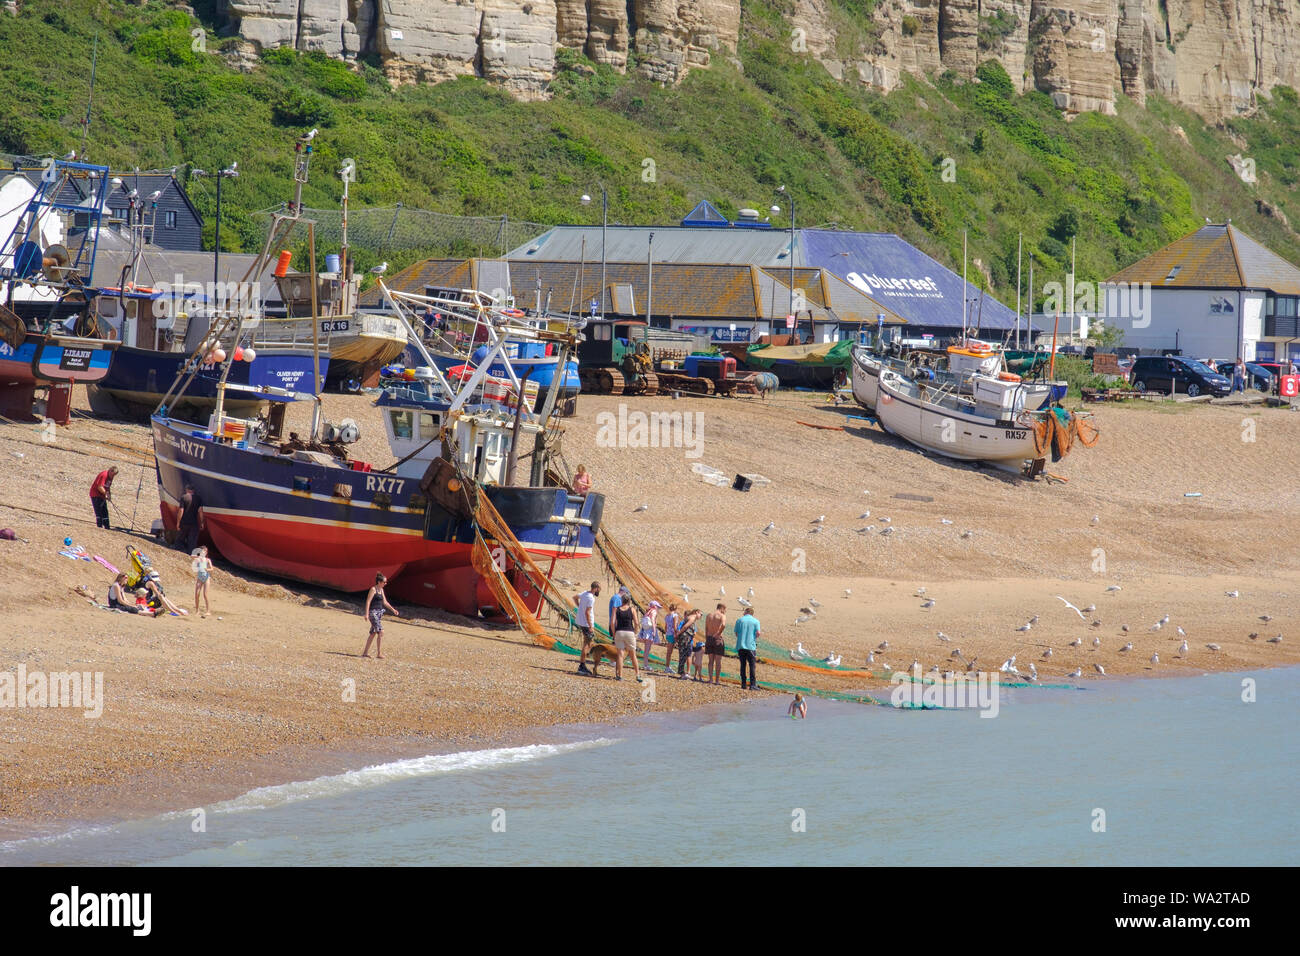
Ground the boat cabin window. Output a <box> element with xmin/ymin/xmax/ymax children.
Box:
<box><xmin>418</xmin><ymin>412</ymin><xmax>441</xmax><ymax>439</ymax></box>
<box><xmin>390</xmin><ymin>409</ymin><xmax>413</xmax><ymax>439</ymax></box>
<box><xmin>593</xmin><ymin>325</ymin><xmax>611</xmax><ymax>342</ymax></box>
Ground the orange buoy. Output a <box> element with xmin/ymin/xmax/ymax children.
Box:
<box><xmin>274</xmin><ymin>250</ymin><xmax>293</xmax><ymax>277</ymax></box>
<box><xmin>998</xmin><ymin>372</ymin><xmax>1021</xmax><ymax>382</ymax></box>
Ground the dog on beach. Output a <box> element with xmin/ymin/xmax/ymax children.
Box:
<box><xmin>586</xmin><ymin>642</ymin><xmax>621</xmax><ymax>677</ymax></box>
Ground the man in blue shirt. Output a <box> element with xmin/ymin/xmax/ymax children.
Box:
<box><xmin>734</xmin><ymin>608</ymin><xmax>761</xmax><ymax>690</ymax></box>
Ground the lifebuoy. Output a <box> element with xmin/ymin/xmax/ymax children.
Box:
<box><xmin>998</xmin><ymin>372</ymin><xmax>1021</xmax><ymax>382</ymax></box>
<box><xmin>501</xmin><ymin>308</ymin><xmax>525</xmax><ymax>318</ymax></box>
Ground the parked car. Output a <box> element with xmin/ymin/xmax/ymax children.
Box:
<box><xmin>1129</xmin><ymin>356</ymin><xmax>1232</xmax><ymax>397</ymax></box>
<box><xmin>1213</xmin><ymin>362</ymin><xmax>1274</xmax><ymax>392</ymax></box>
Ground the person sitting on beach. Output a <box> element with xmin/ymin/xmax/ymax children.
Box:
<box><xmin>143</xmin><ymin>573</ymin><xmax>187</xmax><ymax>616</ymax></box>
<box><xmin>361</xmin><ymin>572</ymin><xmax>400</xmax><ymax>659</ymax></box>
<box><xmin>637</xmin><ymin>601</ymin><xmax>662</xmax><ymax>670</ymax></box>
<box><xmin>134</xmin><ymin>588</ymin><xmax>154</xmax><ymax>614</ymax></box>
<box><xmin>192</xmin><ymin>546</ymin><xmax>213</xmax><ymax>619</ymax></box>
<box><xmin>107</xmin><ymin>573</ymin><xmax>143</xmax><ymax>614</ymax></box>
<box><xmin>788</xmin><ymin>693</ymin><xmax>807</xmax><ymax>719</ymax></box>
<box><xmin>573</xmin><ymin>464</ymin><xmax>592</xmax><ymax>497</ymax></box>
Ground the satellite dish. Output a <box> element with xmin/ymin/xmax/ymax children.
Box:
<box><xmin>42</xmin><ymin>243</ymin><xmax>71</xmax><ymax>281</ymax></box>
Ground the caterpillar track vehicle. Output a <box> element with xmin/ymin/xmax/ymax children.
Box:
<box><xmin>576</xmin><ymin>319</ymin><xmax>659</xmax><ymax>395</ymax></box>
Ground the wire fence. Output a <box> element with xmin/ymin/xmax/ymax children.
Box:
<box><xmin>253</xmin><ymin>205</ymin><xmax>552</xmax><ymax>259</ymax></box>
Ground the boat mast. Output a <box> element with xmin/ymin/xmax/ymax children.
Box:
<box><xmin>961</xmin><ymin>230</ymin><xmax>967</xmax><ymax>344</ymax></box>
<box><xmin>1015</xmin><ymin>232</ymin><xmax>1022</xmax><ymax>350</ymax></box>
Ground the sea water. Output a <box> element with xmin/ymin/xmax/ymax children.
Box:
<box><xmin>3</xmin><ymin>668</ymin><xmax>1297</xmax><ymax>866</ymax></box>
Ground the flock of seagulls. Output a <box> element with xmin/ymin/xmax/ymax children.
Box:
<box><xmin>745</xmin><ymin>512</ymin><xmax>979</xmax><ymax>539</ymax></box>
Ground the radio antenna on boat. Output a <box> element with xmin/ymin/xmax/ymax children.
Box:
<box><xmin>80</xmin><ymin>34</ymin><xmax>98</xmax><ymax>159</ymax></box>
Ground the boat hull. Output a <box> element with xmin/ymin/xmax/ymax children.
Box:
<box><xmin>874</xmin><ymin>368</ymin><xmax>1043</xmax><ymax>470</ymax></box>
<box><xmin>850</xmin><ymin>348</ymin><xmax>880</xmax><ymax>411</ymax></box>
<box><xmin>89</xmin><ymin>345</ymin><xmax>328</xmax><ymax>419</ymax></box>
<box><xmin>151</xmin><ymin>416</ymin><xmax>599</xmax><ymax>617</ymax></box>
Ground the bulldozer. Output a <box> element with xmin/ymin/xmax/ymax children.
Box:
<box><xmin>576</xmin><ymin>319</ymin><xmax>659</xmax><ymax>395</ymax></box>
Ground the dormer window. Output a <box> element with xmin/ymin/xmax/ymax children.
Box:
<box><xmin>1164</xmin><ymin>265</ymin><xmax>1181</xmax><ymax>282</ymax></box>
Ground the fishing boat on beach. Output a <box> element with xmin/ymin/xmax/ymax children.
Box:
<box><xmin>0</xmin><ymin>159</ymin><xmax>118</xmax><ymax>422</ymax></box>
<box><xmin>152</xmin><ymin>283</ymin><xmax>600</xmax><ymax>618</ymax></box>
<box><xmin>871</xmin><ymin>360</ymin><xmax>1098</xmax><ymax>472</ymax></box>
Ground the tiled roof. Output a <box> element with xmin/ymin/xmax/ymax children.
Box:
<box><xmin>1107</xmin><ymin>223</ymin><xmax>1300</xmax><ymax>295</ymax></box>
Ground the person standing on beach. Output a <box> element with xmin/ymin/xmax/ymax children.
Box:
<box><xmin>89</xmin><ymin>466</ymin><xmax>118</xmax><ymax>530</ymax></box>
<box><xmin>575</xmin><ymin>581</ymin><xmax>601</xmax><ymax>675</ymax></box>
<box><xmin>637</xmin><ymin>600</ymin><xmax>662</xmax><ymax>669</ymax></box>
<box><xmin>177</xmin><ymin>483</ymin><xmax>202</xmax><ymax>553</ymax></box>
<box><xmin>704</xmin><ymin>603</ymin><xmax>728</xmax><ymax>685</ymax></box>
<box><xmin>361</xmin><ymin>572</ymin><xmax>400</xmax><ymax>659</ymax></box>
<box><xmin>192</xmin><ymin>546</ymin><xmax>213</xmax><ymax>618</ymax></box>
<box><xmin>608</xmin><ymin>584</ymin><xmax>630</xmax><ymax>638</ymax></box>
<box><xmin>612</xmin><ymin>595</ymin><xmax>643</xmax><ymax>683</ymax></box>
<box><xmin>674</xmin><ymin>608</ymin><xmax>701</xmax><ymax>678</ymax></box>
<box><xmin>662</xmin><ymin>603</ymin><xmax>681</xmax><ymax>673</ymax></box>
<box><xmin>734</xmin><ymin>607</ymin><xmax>761</xmax><ymax>690</ymax></box>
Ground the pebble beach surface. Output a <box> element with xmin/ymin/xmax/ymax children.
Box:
<box><xmin>1</xmin><ymin>386</ymin><xmax>1296</xmax><ymax>830</ymax></box>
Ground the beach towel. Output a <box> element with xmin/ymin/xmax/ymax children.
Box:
<box><xmin>60</xmin><ymin>546</ymin><xmax>92</xmax><ymax>562</ymax></box>
<box><xmin>93</xmin><ymin>555</ymin><xmax>119</xmax><ymax>574</ymax></box>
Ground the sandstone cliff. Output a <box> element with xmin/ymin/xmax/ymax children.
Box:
<box><xmin>217</xmin><ymin>0</ymin><xmax>1300</xmax><ymax>117</ymax></box>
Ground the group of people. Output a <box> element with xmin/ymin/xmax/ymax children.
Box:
<box><xmin>573</xmin><ymin>583</ymin><xmax>765</xmax><ymax>690</ymax></box>
<box><xmin>106</xmin><ymin>547</ymin><xmax>211</xmax><ymax>618</ymax></box>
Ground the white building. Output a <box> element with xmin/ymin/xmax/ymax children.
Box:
<box><xmin>1100</xmin><ymin>222</ymin><xmax>1300</xmax><ymax>365</ymax></box>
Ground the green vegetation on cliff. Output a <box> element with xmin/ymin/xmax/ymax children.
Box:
<box><xmin>1</xmin><ymin>0</ymin><xmax>1298</xmax><ymax>305</ymax></box>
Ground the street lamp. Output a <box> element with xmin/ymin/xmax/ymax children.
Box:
<box><xmin>192</xmin><ymin>162</ymin><xmax>238</xmax><ymax>281</ymax></box>
<box><xmin>773</xmin><ymin>184</ymin><xmax>795</xmax><ymax>341</ymax></box>
<box><xmin>580</xmin><ymin>184</ymin><xmax>607</xmax><ymax>320</ymax></box>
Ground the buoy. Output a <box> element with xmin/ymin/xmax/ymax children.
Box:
<box><xmin>233</xmin><ymin>346</ymin><xmax>244</xmax><ymax>362</ymax></box>
<box><xmin>274</xmin><ymin>250</ymin><xmax>293</xmax><ymax>277</ymax></box>
<box><xmin>212</xmin><ymin>347</ymin><xmax>227</xmax><ymax>363</ymax></box>
<box><xmin>242</xmin><ymin>346</ymin><xmax>256</xmax><ymax>362</ymax></box>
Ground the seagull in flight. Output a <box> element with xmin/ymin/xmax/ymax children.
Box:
<box><xmin>1056</xmin><ymin>596</ymin><xmax>1086</xmax><ymax>620</ymax></box>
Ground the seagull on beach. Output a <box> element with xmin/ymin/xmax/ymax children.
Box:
<box><xmin>1119</xmin><ymin>642</ymin><xmax>1133</xmax><ymax>652</ymax></box>
<box><xmin>1150</xmin><ymin>653</ymin><xmax>1159</xmax><ymax>664</ymax></box>
<box><xmin>960</xmin><ymin>530</ymin><xmax>973</xmax><ymax>538</ymax></box>
<box><xmin>824</xmin><ymin>653</ymin><xmax>842</xmax><ymax>667</ymax></box>
<box><xmin>681</xmin><ymin>584</ymin><xmax>694</xmax><ymax>593</ymax></box>
<box><xmin>843</xmin><ymin>589</ymin><xmax>852</xmax><ymax>598</ymax></box>
<box><xmin>808</xmin><ymin>598</ymin><xmax>822</xmax><ymax>608</ymax></box>
<box><xmin>1206</xmin><ymin>643</ymin><xmax>1221</xmax><ymax>651</ymax></box>
<box><xmin>1176</xmin><ymin>626</ymin><xmax>1186</xmax><ymax>637</ymax></box>
<box><xmin>1092</xmin><ymin>636</ymin><xmax>1101</xmax><ymax>648</ymax></box>
<box><xmin>877</xmin><ymin>641</ymin><xmax>889</xmax><ymax>651</ymax></box>
<box><xmin>1158</xmin><ymin>614</ymin><xmax>1170</xmax><ymax>625</ymax></box>
<box><xmin>1069</xmin><ymin>637</ymin><xmax>1082</xmax><ymax>647</ymax></box>
<box><xmin>718</xmin><ymin>586</ymin><xmax>726</xmax><ymax>596</ymax></box>
<box><xmin>920</xmin><ymin>599</ymin><xmax>935</xmax><ymax>609</ymax></box>
<box><xmin>1091</xmin><ymin>515</ymin><xmax>1099</xmax><ymax>525</ymax></box>
<box><xmin>937</xmin><ymin>631</ymin><xmax>951</xmax><ymax>642</ymax></box>
<box><xmin>858</xmin><ymin>511</ymin><xmax>871</xmax><ymax>520</ymax></box>
<box><xmin>1260</xmin><ymin>615</ymin><xmax>1273</xmax><ymax>622</ymax></box>
<box><xmin>880</xmin><ymin>516</ymin><xmax>891</xmax><ymax>524</ymax></box>
<box><xmin>1016</xmin><ymin>623</ymin><xmax>1033</xmax><ymax>632</ymax></box>
<box><xmin>880</xmin><ymin>527</ymin><xmax>894</xmax><ymax>536</ymax></box>
<box><xmin>1267</xmin><ymin>635</ymin><xmax>1283</xmax><ymax>644</ymax></box>
<box><xmin>808</xmin><ymin>526</ymin><xmax>823</xmax><ymax>534</ymax></box>
<box><xmin>857</xmin><ymin>526</ymin><xmax>875</xmax><ymax>533</ymax></box>
<box><xmin>999</xmin><ymin>655</ymin><xmax>1017</xmax><ymax>673</ymax></box>
<box><xmin>811</xmin><ymin>515</ymin><xmax>825</xmax><ymax>525</ymax></box>
<box><xmin>1056</xmin><ymin>596</ymin><xmax>1086</xmax><ymax>620</ymax></box>
<box><xmin>632</xmin><ymin>503</ymin><xmax>648</xmax><ymax>512</ymax></box>
<box><xmin>1178</xmin><ymin>640</ymin><xmax>1188</xmax><ymax>657</ymax></box>
<box><xmin>1094</xmin><ymin>663</ymin><xmax>1106</xmax><ymax>675</ymax></box>
<box><xmin>1226</xmin><ymin>590</ymin><xmax>1239</xmax><ymax>598</ymax></box>
<box><xmin>1090</xmin><ymin>619</ymin><xmax>1102</xmax><ymax>628</ymax></box>
<box><xmin>1249</xmin><ymin>632</ymin><xmax>1259</xmax><ymax>639</ymax></box>
<box><xmin>1026</xmin><ymin>662</ymin><xmax>1038</xmax><ymax>681</ymax></box>
<box><xmin>940</xmin><ymin>518</ymin><xmax>953</xmax><ymax>525</ymax></box>
<box><xmin>747</xmin><ymin>587</ymin><xmax>755</xmax><ymax>599</ymax></box>
<box><xmin>950</xmin><ymin>648</ymin><xmax>963</xmax><ymax>659</ymax></box>
<box><xmin>794</xmin><ymin>615</ymin><xmax>812</xmax><ymax>625</ymax></box>
<box><xmin>866</xmin><ymin>651</ymin><xmax>875</xmax><ymax>664</ymax></box>
<box><xmin>1068</xmin><ymin>667</ymin><xmax>1083</xmax><ymax>678</ymax></box>
<box><xmin>737</xmin><ymin>597</ymin><xmax>752</xmax><ymax>609</ymax></box>
<box><xmin>1150</xmin><ymin>621</ymin><xmax>1163</xmax><ymax>632</ymax></box>
<box><xmin>915</xmin><ymin>587</ymin><xmax>927</xmax><ymax>596</ymax></box>
<box><xmin>799</xmin><ymin>606</ymin><xmax>816</xmax><ymax>616</ymax></box>
<box><xmin>1081</xmin><ymin>604</ymin><xmax>1096</xmax><ymax>613</ymax></box>
<box><xmin>761</xmin><ymin>522</ymin><xmax>775</xmax><ymax>534</ymax></box>
<box><xmin>1041</xmin><ymin>647</ymin><xmax>1053</xmax><ymax>659</ymax></box>
<box><xmin>1106</xmin><ymin>585</ymin><xmax>1122</xmax><ymax>592</ymax></box>
<box><xmin>1029</xmin><ymin>615</ymin><xmax>1040</xmax><ymax>626</ymax></box>
<box><xmin>791</xmin><ymin>642</ymin><xmax>810</xmax><ymax>659</ymax></box>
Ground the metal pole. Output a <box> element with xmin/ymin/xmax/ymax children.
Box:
<box><xmin>600</xmin><ymin>184</ymin><xmax>607</xmax><ymax>322</ymax></box>
<box><xmin>1028</xmin><ymin>258</ymin><xmax>1034</xmax><ymax>348</ymax></box>
<box><xmin>962</xmin><ymin>230</ymin><xmax>967</xmax><ymax>342</ymax></box>
<box><xmin>309</xmin><ymin>221</ymin><xmax>322</xmax><ymax>438</ymax></box>
<box><xmin>1015</xmin><ymin>232</ymin><xmax>1022</xmax><ymax>350</ymax></box>
<box><xmin>214</xmin><ymin>172</ymin><xmax>221</xmax><ymax>284</ymax></box>
<box><xmin>790</xmin><ymin>195</ymin><xmax>796</xmax><ymax>341</ymax></box>
<box><xmin>647</xmin><ymin>232</ymin><xmax>653</xmax><ymax>327</ymax></box>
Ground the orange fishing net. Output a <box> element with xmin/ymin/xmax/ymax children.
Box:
<box><xmin>1075</xmin><ymin>414</ymin><xmax>1100</xmax><ymax>447</ymax></box>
